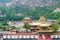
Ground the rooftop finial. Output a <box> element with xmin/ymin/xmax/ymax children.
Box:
<box><xmin>39</xmin><ymin>16</ymin><xmax>46</xmax><ymax>23</ymax></box>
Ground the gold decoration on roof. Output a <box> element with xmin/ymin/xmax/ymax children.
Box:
<box><xmin>39</xmin><ymin>16</ymin><xmax>46</xmax><ymax>23</ymax></box>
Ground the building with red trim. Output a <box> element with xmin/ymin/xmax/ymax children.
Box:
<box><xmin>0</xmin><ymin>31</ymin><xmax>59</xmax><ymax>40</ymax></box>
<box><xmin>0</xmin><ymin>16</ymin><xmax>60</xmax><ymax>40</ymax></box>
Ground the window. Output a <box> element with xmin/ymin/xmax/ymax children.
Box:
<box><xmin>33</xmin><ymin>26</ymin><xmax>38</xmax><ymax>28</ymax></box>
<box><xmin>41</xmin><ymin>27</ymin><xmax>48</xmax><ymax>30</ymax></box>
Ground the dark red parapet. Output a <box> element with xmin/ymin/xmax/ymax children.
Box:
<box><xmin>39</xmin><ymin>34</ymin><xmax>43</xmax><ymax>40</ymax></box>
<box><xmin>45</xmin><ymin>34</ymin><xmax>51</xmax><ymax>40</ymax></box>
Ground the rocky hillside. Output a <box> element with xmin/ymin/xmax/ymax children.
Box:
<box><xmin>0</xmin><ymin>0</ymin><xmax>60</xmax><ymax>7</ymax></box>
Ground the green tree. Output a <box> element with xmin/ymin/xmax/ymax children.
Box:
<box><xmin>0</xmin><ymin>23</ymin><xmax>3</xmax><ymax>29</ymax></box>
<box><xmin>2</xmin><ymin>21</ymin><xmax>8</xmax><ymax>31</ymax></box>
<box><xmin>23</xmin><ymin>23</ymin><xmax>30</xmax><ymax>29</ymax></box>
<box><xmin>51</xmin><ymin>23</ymin><xmax>59</xmax><ymax>32</ymax></box>
<box><xmin>57</xmin><ymin>17</ymin><xmax>60</xmax><ymax>24</ymax></box>
<box><xmin>11</xmin><ymin>26</ymin><xmax>16</xmax><ymax>29</ymax></box>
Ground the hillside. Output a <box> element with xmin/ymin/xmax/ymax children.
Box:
<box><xmin>0</xmin><ymin>0</ymin><xmax>12</xmax><ymax>3</ymax></box>
<box><xmin>0</xmin><ymin>0</ymin><xmax>60</xmax><ymax>7</ymax></box>
<box><xmin>0</xmin><ymin>0</ymin><xmax>60</xmax><ymax>21</ymax></box>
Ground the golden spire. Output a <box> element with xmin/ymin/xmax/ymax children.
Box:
<box><xmin>39</xmin><ymin>16</ymin><xmax>46</xmax><ymax>23</ymax></box>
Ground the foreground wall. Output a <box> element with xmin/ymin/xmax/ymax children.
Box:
<box><xmin>2</xmin><ymin>33</ymin><xmax>60</xmax><ymax>40</ymax></box>
<box><xmin>3</xmin><ymin>33</ymin><xmax>38</xmax><ymax>40</ymax></box>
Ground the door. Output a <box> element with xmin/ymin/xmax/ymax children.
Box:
<box><xmin>45</xmin><ymin>35</ymin><xmax>50</xmax><ymax>40</ymax></box>
<box><xmin>39</xmin><ymin>34</ymin><xmax>43</xmax><ymax>40</ymax></box>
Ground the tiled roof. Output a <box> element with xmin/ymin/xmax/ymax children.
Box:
<box><xmin>4</xmin><ymin>32</ymin><xmax>37</xmax><ymax>35</ymax></box>
<box><xmin>31</xmin><ymin>22</ymin><xmax>51</xmax><ymax>26</ymax></box>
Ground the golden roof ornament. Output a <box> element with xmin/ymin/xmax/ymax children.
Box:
<box><xmin>39</xmin><ymin>16</ymin><xmax>46</xmax><ymax>23</ymax></box>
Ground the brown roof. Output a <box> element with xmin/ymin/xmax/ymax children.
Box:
<box><xmin>31</xmin><ymin>22</ymin><xmax>51</xmax><ymax>26</ymax></box>
<box><xmin>23</xmin><ymin>17</ymin><xmax>32</xmax><ymax>21</ymax></box>
<box><xmin>39</xmin><ymin>16</ymin><xmax>46</xmax><ymax>23</ymax></box>
<box><xmin>4</xmin><ymin>32</ymin><xmax>37</xmax><ymax>35</ymax></box>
